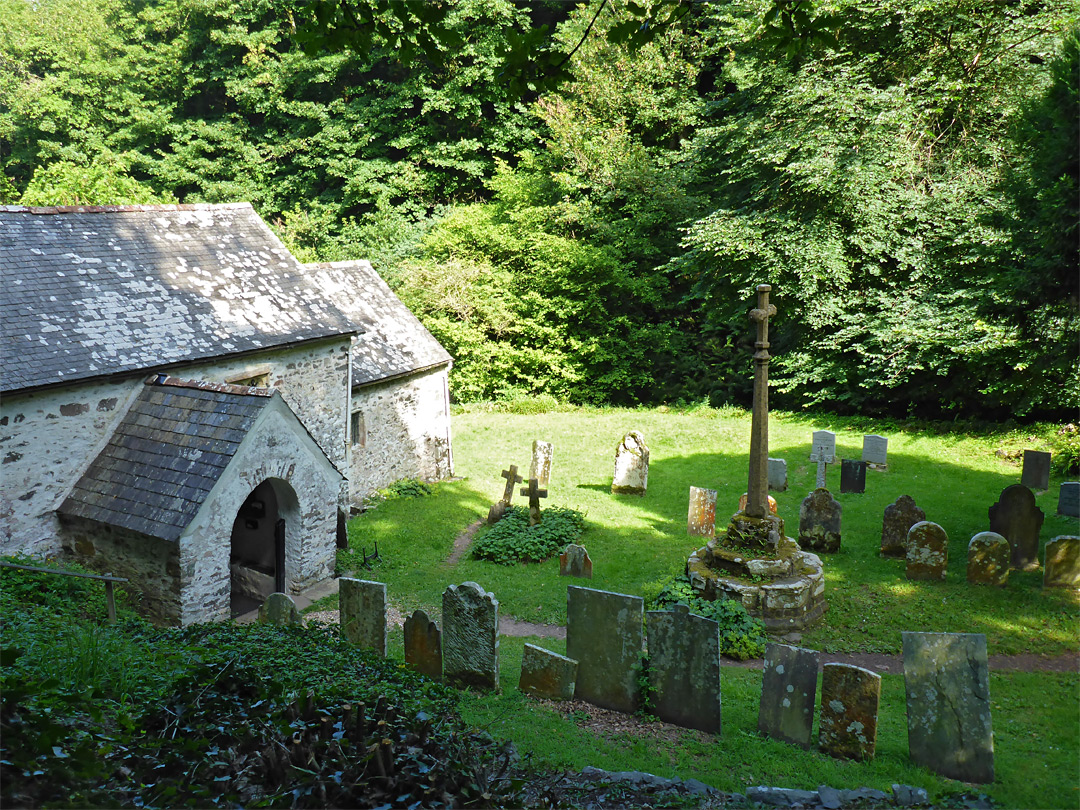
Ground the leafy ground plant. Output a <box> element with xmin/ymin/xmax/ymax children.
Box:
<box><xmin>651</xmin><ymin>573</ymin><xmax>767</xmax><ymax>661</ymax></box>
<box><xmin>472</xmin><ymin>505</ymin><xmax>586</xmax><ymax>565</ymax></box>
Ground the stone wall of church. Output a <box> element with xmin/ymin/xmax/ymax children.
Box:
<box><xmin>348</xmin><ymin>365</ymin><xmax>453</xmax><ymax>508</ymax></box>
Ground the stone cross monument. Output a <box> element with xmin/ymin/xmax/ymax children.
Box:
<box><xmin>745</xmin><ymin>284</ymin><xmax>777</xmax><ymax>519</ymax></box>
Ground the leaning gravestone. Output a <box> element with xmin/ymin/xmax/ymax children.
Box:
<box><xmin>559</xmin><ymin>544</ymin><xmax>593</xmax><ymax>578</ymax></box>
<box><xmin>862</xmin><ymin>435</ymin><xmax>888</xmax><ymax>469</ymax></box>
<box><xmin>768</xmin><ymin>458</ymin><xmax>788</xmax><ymax>492</ymax></box>
<box><xmin>903</xmin><ymin>632</ymin><xmax>994</xmax><ymax>783</ymax></box>
<box><xmin>1043</xmin><ymin>536</ymin><xmax>1080</xmax><ymax>588</ymax></box>
<box><xmin>967</xmin><ymin>532</ymin><xmax>1010</xmax><ymax>587</ymax></box>
<box><xmin>259</xmin><ymin>592</ymin><xmax>301</xmax><ymax>626</ymax></box>
<box><xmin>906</xmin><ymin>521</ymin><xmax>948</xmax><ymax>581</ymax></box>
<box><xmin>1057</xmin><ymin>482</ymin><xmax>1080</xmax><ymax>518</ymax></box>
<box><xmin>1020</xmin><ymin>449</ymin><xmax>1052</xmax><ymax>492</ymax></box>
<box><xmin>403</xmin><ymin>609</ymin><xmax>442</xmax><ymax>681</ymax></box>
<box><xmin>340</xmin><ymin>578</ymin><xmax>387</xmax><ymax>656</ymax></box>
<box><xmin>840</xmin><ymin>459</ymin><xmax>867</xmax><ymax>494</ymax></box>
<box><xmin>518</xmin><ymin>644</ymin><xmax>578</xmax><ymax>701</ymax></box>
<box><xmin>989</xmin><ymin>484</ymin><xmax>1045</xmax><ymax>570</ymax></box>
<box><xmin>442</xmin><ymin>582</ymin><xmax>499</xmax><ymax>691</ymax></box>
<box><xmin>758</xmin><ymin>643</ymin><xmax>820</xmax><ymax>748</ymax></box>
<box><xmin>566</xmin><ymin>586</ymin><xmax>644</xmax><ymax>713</ymax></box>
<box><xmin>531</xmin><ymin>440</ymin><xmax>554</xmax><ymax>489</ymax></box>
<box><xmin>798</xmin><ymin>488</ymin><xmax>842</xmax><ymax>553</ymax></box>
<box><xmin>809</xmin><ymin>431</ymin><xmax>836</xmax><ymax>464</ymax></box>
<box><xmin>611</xmin><ymin>431</ymin><xmax>649</xmax><ymax>495</ymax></box>
<box><xmin>881</xmin><ymin>495</ymin><xmax>925</xmax><ymax>557</ymax></box>
<box><xmin>818</xmin><ymin>663</ymin><xmax>881</xmax><ymax>762</ymax></box>
<box><xmin>488</xmin><ymin>465</ymin><xmax>523</xmax><ymax>524</ymax></box>
<box><xmin>646</xmin><ymin>603</ymin><xmax>722</xmax><ymax>734</ymax></box>
<box><xmin>688</xmin><ymin>486</ymin><xmax>717</xmax><ymax>538</ymax></box>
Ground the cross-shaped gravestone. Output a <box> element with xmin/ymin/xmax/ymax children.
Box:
<box><xmin>500</xmin><ymin>465</ymin><xmax>523</xmax><ymax>503</ymax></box>
<box><xmin>814</xmin><ymin>448</ymin><xmax>828</xmax><ymax>489</ymax></box>
<box><xmin>520</xmin><ymin>478</ymin><xmax>548</xmax><ymax>526</ymax></box>
<box><xmin>745</xmin><ymin>284</ymin><xmax>778</xmax><ymax>519</ymax></box>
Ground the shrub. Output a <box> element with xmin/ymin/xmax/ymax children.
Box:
<box><xmin>651</xmin><ymin>573</ymin><xmax>767</xmax><ymax>661</ymax></box>
<box><xmin>367</xmin><ymin>478</ymin><xmax>434</xmax><ymax>507</ymax></box>
<box><xmin>472</xmin><ymin>506</ymin><xmax>586</xmax><ymax>564</ymax></box>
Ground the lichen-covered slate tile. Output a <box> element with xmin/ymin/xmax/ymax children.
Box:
<box><xmin>566</xmin><ymin>586</ymin><xmax>643</xmax><ymax>713</ymax></box>
<box><xmin>818</xmin><ymin>663</ymin><xmax>880</xmax><ymax>761</ymax></box>
<box><xmin>758</xmin><ymin>643</ymin><xmax>820</xmax><ymax>748</ymax></box>
<box><xmin>518</xmin><ymin>644</ymin><xmax>578</xmax><ymax>701</ymax></box>
<box><xmin>339</xmin><ymin>578</ymin><xmax>387</xmax><ymax>656</ymax></box>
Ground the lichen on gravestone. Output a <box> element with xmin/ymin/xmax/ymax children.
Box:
<box><xmin>646</xmin><ymin>603</ymin><xmax>722</xmax><ymax>734</ymax></box>
<box><xmin>518</xmin><ymin>644</ymin><xmax>578</xmax><ymax>701</ymax></box>
<box><xmin>442</xmin><ymin>582</ymin><xmax>499</xmax><ymax>691</ymax></box>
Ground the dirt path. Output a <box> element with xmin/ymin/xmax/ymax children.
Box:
<box><xmin>446</xmin><ymin>519</ymin><xmax>484</xmax><ymax>565</ymax></box>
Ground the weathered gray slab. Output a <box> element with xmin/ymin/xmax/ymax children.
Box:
<box><xmin>1057</xmin><ymin>482</ymin><xmax>1080</xmax><ymax>518</ymax></box>
<box><xmin>531</xmin><ymin>440</ymin><xmax>554</xmax><ymax>489</ymax></box>
<box><xmin>559</xmin><ymin>544</ymin><xmax>593</xmax><ymax>578</ymax></box>
<box><xmin>819</xmin><ymin>663</ymin><xmax>881</xmax><ymax>762</ymax></box>
<box><xmin>442</xmin><ymin>582</ymin><xmax>499</xmax><ymax>691</ymax></box>
<box><xmin>688</xmin><ymin>486</ymin><xmax>717</xmax><ymax>538</ymax></box>
<box><xmin>903</xmin><ymin>632</ymin><xmax>994</xmax><ymax>783</ymax></box>
<box><xmin>566</xmin><ymin>586</ymin><xmax>644</xmax><ymax>713</ymax></box>
<box><xmin>862</xmin><ymin>435</ymin><xmax>888</xmax><ymax>468</ymax></box>
<box><xmin>881</xmin><ymin>495</ymin><xmax>925</xmax><ymax>558</ymax></box>
<box><xmin>1020</xmin><ymin>449</ymin><xmax>1052</xmax><ymax>492</ymax></box>
<box><xmin>646</xmin><ymin>603</ymin><xmax>722</xmax><ymax>734</ymax></box>
<box><xmin>612</xmin><ymin>431</ymin><xmax>649</xmax><ymax>495</ymax></box>
<box><xmin>1044</xmin><ymin>536</ymin><xmax>1080</xmax><ymax>588</ymax></box>
<box><xmin>809</xmin><ymin>431</ymin><xmax>836</xmax><ymax>464</ymax></box>
<box><xmin>768</xmin><ymin>458</ymin><xmax>788</xmax><ymax>492</ymax></box>
<box><xmin>989</xmin><ymin>484</ymin><xmax>1045</xmax><ymax>570</ymax></box>
<box><xmin>758</xmin><ymin>643</ymin><xmax>820</xmax><ymax>748</ymax></box>
<box><xmin>518</xmin><ymin>644</ymin><xmax>578</xmax><ymax>700</ymax></box>
<box><xmin>906</xmin><ymin>521</ymin><xmax>948</xmax><ymax>581</ymax></box>
<box><xmin>404</xmin><ymin>609</ymin><xmax>442</xmax><ymax>681</ymax></box>
<box><xmin>339</xmin><ymin>577</ymin><xmax>387</xmax><ymax>656</ymax></box>
<box><xmin>259</xmin><ymin>592</ymin><xmax>301</xmax><ymax>626</ymax></box>
<box><xmin>840</xmin><ymin>459</ymin><xmax>867</xmax><ymax>494</ymax></box>
<box><xmin>967</xmin><ymin>532</ymin><xmax>1010</xmax><ymax>586</ymax></box>
<box><xmin>799</xmin><ymin>488</ymin><xmax>842</xmax><ymax>553</ymax></box>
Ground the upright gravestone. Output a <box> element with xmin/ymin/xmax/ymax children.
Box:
<box><xmin>442</xmin><ymin>582</ymin><xmax>499</xmax><ymax>691</ymax></box>
<box><xmin>612</xmin><ymin>431</ymin><xmax>649</xmax><ymax>495</ymax></box>
<box><xmin>989</xmin><ymin>484</ymin><xmax>1045</xmax><ymax>570</ymax></box>
<box><xmin>688</xmin><ymin>487</ymin><xmax>718</xmax><ymax>538</ymax></box>
<box><xmin>799</xmin><ymin>488</ymin><xmax>842</xmax><ymax>553</ymax></box>
<box><xmin>840</xmin><ymin>459</ymin><xmax>867</xmax><ymax>494</ymax></box>
<box><xmin>1020</xmin><ymin>450</ymin><xmax>1052</xmax><ymax>492</ymax></box>
<box><xmin>862</xmin><ymin>435</ymin><xmax>888</xmax><ymax>469</ymax></box>
<box><xmin>809</xmin><ymin>431</ymin><xmax>836</xmax><ymax>464</ymax></box>
<box><xmin>906</xmin><ymin>521</ymin><xmax>948</xmax><ymax>581</ymax></box>
<box><xmin>967</xmin><ymin>532</ymin><xmax>1010</xmax><ymax>586</ymax></box>
<box><xmin>1057</xmin><ymin>482</ymin><xmax>1080</xmax><ymax>518</ymax></box>
<box><xmin>259</xmin><ymin>592</ymin><xmax>301</xmax><ymax>626</ymax></box>
<box><xmin>1043</xmin><ymin>536</ymin><xmax>1080</xmax><ymax>588</ymax></box>
<box><xmin>818</xmin><ymin>663</ymin><xmax>881</xmax><ymax>762</ymax></box>
<box><xmin>340</xmin><ymin>578</ymin><xmax>388</xmax><ymax>656</ymax></box>
<box><xmin>566</xmin><ymin>586</ymin><xmax>644</xmax><ymax>713</ymax></box>
<box><xmin>531</xmin><ymin>440</ymin><xmax>554</xmax><ymax>490</ymax></box>
<box><xmin>758</xmin><ymin>643</ymin><xmax>820</xmax><ymax>748</ymax></box>
<box><xmin>518</xmin><ymin>644</ymin><xmax>578</xmax><ymax>701</ymax></box>
<box><xmin>881</xmin><ymin>495</ymin><xmax>926</xmax><ymax>558</ymax></box>
<box><xmin>646</xmin><ymin>603</ymin><xmax>722</xmax><ymax>734</ymax></box>
<box><xmin>559</xmin><ymin>544</ymin><xmax>593</xmax><ymax>578</ymax></box>
<box><xmin>768</xmin><ymin>458</ymin><xmax>788</xmax><ymax>492</ymax></box>
<box><xmin>903</xmin><ymin>632</ymin><xmax>994</xmax><ymax>783</ymax></box>
<box><xmin>403</xmin><ymin>609</ymin><xmax>442</xmax><ymax>681</ymax></box>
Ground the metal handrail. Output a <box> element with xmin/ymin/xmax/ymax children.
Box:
<box><xmin>0</xmin><ymin>561</ymin><xmax>128</xmax><ymax>623</ymax></box>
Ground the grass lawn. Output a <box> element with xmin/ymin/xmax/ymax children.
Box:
<box><xmin>336</xmin><ymin>404</ymin><xmax>1080</xmax><ymax>808</ymax></box>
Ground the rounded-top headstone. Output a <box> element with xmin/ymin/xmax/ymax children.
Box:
<box><xmin>967</xmin><ymin>532</ymin><xmax>1009</xmax><ymax>586</ymax></box>
<box><xmin>906</xmin><ymin>521</ymin><xmax>948</xmax><ymax>581</ymax></box>
<box><xmin>881</xmin><ymin>495</ymin><xmax>925</xmax><ymax>557</ymax></box>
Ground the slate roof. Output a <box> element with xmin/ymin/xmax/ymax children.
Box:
<box><xmin>303</xmin><ymin>261</ymin><xmax>452</xmax><ymax>387</ymax></box>
<box><xmin>1</xmin><ymin>203</ymin><xmax>359</xmax><ymax>394</ymax></box>
<box><xmin>59</xmin><ymin>377</ymin><xmax>275</xmax><ymax>541</ymax></box>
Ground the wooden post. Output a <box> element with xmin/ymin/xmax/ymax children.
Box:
<box><xmin>105</xmin><ymin>573</ymin><xmax>116</xmax><ymax>623</ymax></box>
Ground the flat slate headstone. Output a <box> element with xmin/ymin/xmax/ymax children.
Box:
<box><xmin>967</xmin><ymin>532</ymin><xmax>1010</xmax><ymax>586</ymax></box>
<box><xmin>840</xmin><ymin>459</ymin><xmax>867</xmax><ymax>494</ymax></box>
<box><xmin>1043</xmin><ymin>536</ymin><xmax>1080</xmax><ymax>588</ymax></box>
<box><xmin>339</xmin><ymin>577</ymin><xmax>387</xmax><ymax>656</ymax></box>
<box><xmin>559</xmin><ymin>544</ymin><xmax>593</xmax><ymax>578</ymax></box>
<box><xmin>862</xmin><ymin>435</ymin><xmax>888</xmax><ymax>468</ymax></box>
<box><xmin>988</xmin><ymin>484</ymin><xmax>1045</xmax><ymax>570</ymax></box>
<box><xmin>518</xmin><ymin>644</ymin><xmax>578</xmax><ymax>701</ymax></box>
<box><xmin>768</xmin><ymin>458</ymin><xmax>788</xmax><ymax>492</ymax></box>
<box><xmin>646</xmin><ymin>603</ymin><xmax>722</xmax><ymax>734</ymax></box>
<box><xmin>1058</xmin><ymin>482</ymin><xmax>1080</xmax><ymax>518</ymax></box>
<box><xmin>566</xmin><ymin>586</ymin><xmax>644</xmax><ymax>713</ymax></box>
<box><xmin>688</xmin><ymin>486</ymin><xmax>717</xmax><ymax>538</ymax></box>
<box><xmin>906</xmin><ymin>521</ymin><xmax>948</xmax><ymax>581</ymax></box>
<box><xmin>881</xmin><ymin>495</ymin><xmax>925</xmax><ymax>558</ymax></box>
<box><xmin>259</xmin><ymin>592</ymin><xmax>301</xmax><ymax>626</ymax></box>
<box><xmin>404</xmin><ymin>609</ymin><xmax>442</xmax><ymax>681</ymax></box>
<box><xmin>809</xmin><ymin>431</ymin><xmax>836</xmax><ymax>464</ymax></box>
<box><xmin>611</xmin><ymin>431</ymin><xmax>649</xmax><ymax>495</ymax></box>
<box><xmin>818</xmin><ymin>663</ymin><xmax>881</xmax><ymax>762</ymax></box>
<box><xmin>1020</xmin><ymin>449</ymin><xmax>1052</xmax><ymax>492</ymax></box>
<box><xmin>442</xmin><ymin>582</ymin><xmax>499</xmax><ymax>691</ymax></box>
<box><xmin>903</xmin><ymin>632</ymin><xmax>994</xmax><ymax>783</ymax></box>
<box><xmin>531</xmin><ymin>440</ymin><xmax>554</xmax><ymax>490</ymax></box>
<box><xmin>758</xmin><ymin>643</ymin><xmax>820</xmax><ymax>748</ymax></box>
<box><xmin>799</xmin><ymin>488</ymin><xmax>842</xmax><ymax>553</ymax></box>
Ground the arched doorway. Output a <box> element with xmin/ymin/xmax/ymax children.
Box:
<box><xmin>229</xmin><ymin>478</ymin><xmax>300</xmax><ymax>617</ymax></box>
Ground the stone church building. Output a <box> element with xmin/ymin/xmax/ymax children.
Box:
<box><xmin>0</xmin><ymin>202</ymin><xmax>453</xmax><ymax>624</ymax></box>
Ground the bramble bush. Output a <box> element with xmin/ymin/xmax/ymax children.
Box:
<box><xmin>652</xmin><ymin>573</ymin><xmax>767</xmax><ymax>661</ymax></box>
<box><xmin>472</xmin><ymin>506</ymin><xmax>586</xmax><ymax>565</ymax></box>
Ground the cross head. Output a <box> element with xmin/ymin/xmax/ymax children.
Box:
<box><xmin>520</xmin><ymin>478</ymin><xmax>548</xmax><ymax>506</ymax></box>
<box><xmin>501</xmin><ymin>465</ymin><xmax>523</xmax><ymax>502</ymax></box>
